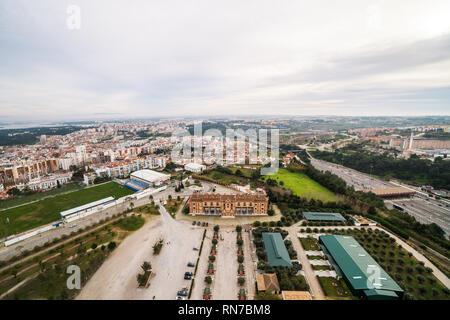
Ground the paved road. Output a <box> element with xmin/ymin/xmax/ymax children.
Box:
<box><xmin>288</xmin><ymin>228</ymin><xmax>325</xmax><ymax>300</ymax></box>
<box><xmin>387</xmin><ymin>196</ymin><xmax>450</xmax><ymax>237</ymax></box>
<box><xmin>297</xmin><ymin>225</ymin><xmax>450</xmax><ymax>290</ymax></box>
<box><xmin>310</xmin><ymin>158</ymin><xmax>393</xmax><ymax>191</ymax></box>
<box><xmin>0</xmin><ymin>180</ymin><xmax>218</xmax><ymax>262</ymax></box>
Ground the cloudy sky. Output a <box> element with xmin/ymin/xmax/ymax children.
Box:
<box><xmin>0</xmin><ymin>0</ymin><xmax>449</xmax><ymax>121</ymax></box>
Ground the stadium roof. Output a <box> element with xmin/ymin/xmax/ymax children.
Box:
<box><xmin>130</xmin><ymin>169</ymin><xmax>170</xmax><ymax>183</ymax></box>
<box><xmin>60</xmin><ymin>197</ymin><xmax>115</xmax><ymax>217</ymax></box>
<box><xmin>303</xmin><ymin>212</ymin><xmax>345</xmax><ymax>222</ymax></box>
<box><xmin>319</xmin><ymin>235</ymin><xmax>403</xmax><ymax>297</ymax></box>
<box><xmin>262</xmin><ymin>233</ymin><xmax>292</xmax><ymax>267</ymax></box>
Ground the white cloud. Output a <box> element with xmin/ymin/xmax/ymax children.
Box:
<box><xmin>0</xmin><ymin>0</ymin><xmax>449</xmax><ymax>121</ymax></box>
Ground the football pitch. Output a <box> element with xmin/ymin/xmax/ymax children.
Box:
<box><xmin>0</xmin><ymin>182</ymin><xmax>134</xmax><ymax>238</ymax></box>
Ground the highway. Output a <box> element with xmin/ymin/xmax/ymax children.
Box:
<box><xmin>309</xmin><ymin>157</ymin><xmax>450</xmax><ymax>238</ymax></box>
<box><xmin>310</xmin><ymin>157</ymin><xmax>393</xmax><ymax>190</ymax></box>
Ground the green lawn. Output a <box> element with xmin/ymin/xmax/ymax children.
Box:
<box><xmin>299</xmin><ymin>237</ymin><xmax>320</xmax><ymax>251</ymax></box>
<box><xmin>0</xmin><ymin>182</ymin><xmax>134</xmax><ymax>238</ymax></box>
<box><xmin>264</xmin><ymin>168</ymin><xmax>336</xmax><ymax>202</ymax></box>
<box><xmin>0</xmin><ymin>183</ymin><xmax>83</xmax><ymax>210</ymax></box>
<box><xmin>115</xmin><ymin>215</ymin><xmax>145</xmax><ymax>231</ymax></box>
<box><xmin>318</xmin><ymin>277</ymin><xmax>356</xmax><ymax>299</ymax></box>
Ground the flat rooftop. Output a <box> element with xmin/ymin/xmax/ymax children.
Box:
<box><xmin>130</xmin><ymin>169</ymin><xmax>170</xmax><ymax>182</ymax></box>
<box><xmin>365</xmin><ymin>186</ymin><xmax>415</xmax><ymax>197</ymax></box>
<box><xmin>303</xmin><ymin>212</ymin><xmax>345</xmax><ymax>222</ymax></box>
<box><xmin>60</xmin><ymin>196</ymin><xmax>115</xmax><ymax>217</ymax></box>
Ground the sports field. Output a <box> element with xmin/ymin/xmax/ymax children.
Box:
<box><xmin>265</xmin><ymin>168</ymin><xmax>336</xmax><ymax>202</ymax></box>
<box><xmin>0</xmin><ymin>182</ymin><xmax>134</xmax><ymax>238</ymax></box>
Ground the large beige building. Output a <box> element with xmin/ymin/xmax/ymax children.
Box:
<box><xmin>188</xmin><ymin>193</ymin><xmax>268</xmax><ymax>217</ymax></box>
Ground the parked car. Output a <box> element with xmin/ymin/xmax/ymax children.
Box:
<box><xmin>184</xmin><ymin>274</ymin><xmax>191</xmax><ymax>280</ymax></box>
<box><xmin>202</xmin><ymin>222</ymin><xmax>206</xmax><ymax>227</ymax></box>
<box><xmin>177</xmin><ymin>289</ymin><xmax>188</xmax><ymax>296</ymax></box>
<box><xmin>185</xmin><ymin>272</ymin><xmax>193</xmax><ymax>276</ymax></box>
<box><xmin>176</xmin><ymin>296</ymin><xmax>185</xmax><ymax>300</ymax></box>
<box><xmin>193</xmin><ymin>247</ymin><xmax>199</xmax><ymax>251</ymax></box>
<box><xmin>197</xmin><ymin>221</ymin><xmax>201</xmax><ymax>226</ymax></box>
<box><xmin>187</xmin><ymin>262</ymin><xmax>195</xmax><ymax>267</ymax></box>
<box><xmin>192</xmin><ymin>221</ymin><xmax>196</xmax><ymax>225</ymax></box>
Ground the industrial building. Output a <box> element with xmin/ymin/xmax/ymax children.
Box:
<box><xmin>125</xmin><ymin>169</ymin><xmax>170</xmax><ymax>191</ymax></box>
<box><xmin>262</xmin><ymin>232</ymin><xmax>292</xmax><ymax>267</ymax></box>
<box><xmin>303</xmin><ymin>212</ymin><xmax>346</xmax><ymax>222</ymax></box>
<box><xmin>319</xmin><ymin>235</ymin><xmax>404</xmax><ymax>300</ymax></box>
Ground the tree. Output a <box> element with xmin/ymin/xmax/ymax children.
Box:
<box><xmin>236</xmin><ymin>225</ymin><xmax>242</xmax><ymax>232</ymax></box>
<box><xmin>108</xmin><ymin>241</ymin><xmax>117</xmax><ymax>251</ymax></box>
<box><xmin>141</xmin><ymin>261</ymin><xmax>152</xmax><ymax>272</ymax></box>
<box><xmin>214</xmin><ymin>225</ymin><xmax>220</xmax><ymax>232</ymax></box>
<box><xmin>238</xmin><ymin>277</ymin><xmax>245</xmax><ymax>286</ymax></box>
<box><xmin>205</xmin><ymin>276</ymin><xmax>212</xmax><ymax>284</ymax></box>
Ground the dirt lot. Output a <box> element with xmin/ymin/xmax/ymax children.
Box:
<box><xmin>243</xmin><ymin>230</ymin><xmax>256</xmax><ymax>299</ymax></box>
<box><xmin>190</xmin><ymin>230</ymin><xmax>212</xmax><ymax>300</ymax></box>
<box><xmin>211</xmin><ymin>227</ymin><xmax>238</xmax><ymax>300</ymax></box>
<box><xmin>77</xmin><ymin>204</ymin><xmax>204</xmax><ymax>300</ymax></box>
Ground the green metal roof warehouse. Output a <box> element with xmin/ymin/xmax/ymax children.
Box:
<box><xmin>262</xmin><ymin>233</ymin><xmax>292</xmax><ymax>267</ymax></box>
<box><xmin>319</xmin><ymin>235</ymin><xmax>404</xmax><ymax>300</ymax></box>
<box><xmin>303</xmin><ymin>212</ymin><xmax>345</xmax><ymax>222</ymax></box>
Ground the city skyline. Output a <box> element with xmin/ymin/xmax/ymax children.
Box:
<box><xmin>1</xmin><ymin>0</ymin><xmax>450</xmax><ymax>122</ymax></box>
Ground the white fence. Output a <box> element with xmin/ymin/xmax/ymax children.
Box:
<box><xmin>4</xmin><ymin>224</ymin><xmax>57</xmax><ymax>247</ymax></box>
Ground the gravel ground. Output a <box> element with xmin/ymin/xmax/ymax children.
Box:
<box><xmin>211</xmin><ymin>227</ymin><xmax>238</xmax><ymax>300</ymax></box>
<box><xmin>77</xmin><ymin>204</ymin><xmax>204</xmax><ymax>300</ymax></box>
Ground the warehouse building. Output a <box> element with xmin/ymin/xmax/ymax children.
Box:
<box><xmin>319</xmin><ymin>235</ymin><xmax>403</xmax><ymax>300</ymax></box>
<box><xmin>262</xmin><ymin>232</ymin><xmax>292</xmax><ymax>267</ymax></box>
<box><xmin>303</xmin><ymin>212</ymin><xmax>346</xmax><ymax>222</ymax></box>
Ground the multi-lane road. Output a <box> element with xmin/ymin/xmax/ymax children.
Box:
<box><xmin>310</xmin><ymin>157</ymin><xmax>393</xmax><ymax>190</ymax></box>
<box><xmin>309</xmin><ymin>156</ymin><xmax>450</xmax><ymax>238</ymax></box>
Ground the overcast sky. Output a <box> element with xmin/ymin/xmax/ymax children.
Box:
<box><xmin>0</xmin><ymin>0</ymin><xmax>449</xmax><ymax>122</ymax></box>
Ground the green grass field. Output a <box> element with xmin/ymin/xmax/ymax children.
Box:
<box><xmin>0</xmin><ymin>182</ymin><xmax>134</xmax><ymax>238</ymax></box>
<box><xmin>265</xmin><ymin>168</ymin><xmax>336</xmax><ymax>202</ymax></box>
<box><xmin>0</xmin><ymin>183</ymin><xmax>83</xmax><ymax>211</ymax></box>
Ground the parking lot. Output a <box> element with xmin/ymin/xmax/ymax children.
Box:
<box><xmin>77</xmin><ymin>204</ymin><xmax>205</xmax><ymax>300</ymax></box>
<box><xmin>211</xmin><ymin>228</ymin><xmax>238</xmax><ymax>300</ymax></box>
